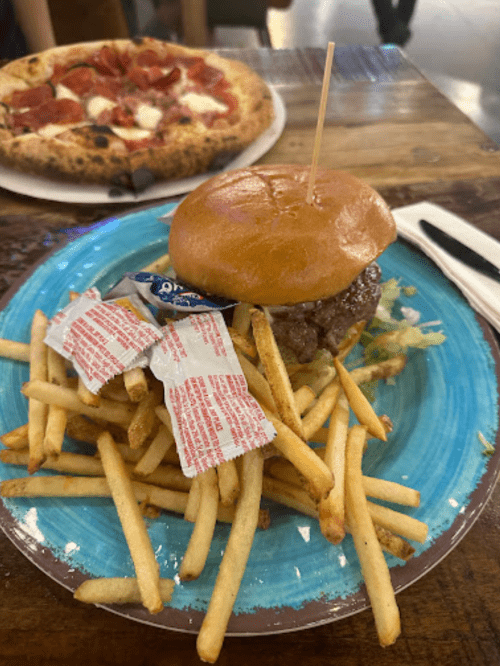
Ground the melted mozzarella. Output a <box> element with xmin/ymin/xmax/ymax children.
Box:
<box><xmin>110</xmin><ymin>125</ymin><xmax>152</xmax><ymax>141</ymax></box>
<box><xmin>135</xmin><ymin>103</ymin><xmax>163</xmax><ymax>130</ymax></box>
<box><xmin>179</xmin><ymin>92</ymin><xmax>228</xmax><ymax>115</ymax></box>
<box><xmin>37</xmin><ymin>121</ymin><xmax>89</xmax><ymax>139</ymax></box>
<box><xmin>55</xmin><ymin>83</ymin><xmax>81</xmax><ymax>103</ymax></box>
<box><xmin>86</xmin><ymin>95</ymin><xmax>117</xmax><ymax>119</ymax></box>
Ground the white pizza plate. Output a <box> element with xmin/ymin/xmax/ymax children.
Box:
<box><xmin>0</xmin><ymin>87</ymin><xmax>285</xmax><ymax>204</ymax></box>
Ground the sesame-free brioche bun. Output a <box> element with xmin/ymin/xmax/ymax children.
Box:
<box><xmin>168</xmin><ymin>164</ymin><xmax>396</xmax><ymax>305</ymax></box>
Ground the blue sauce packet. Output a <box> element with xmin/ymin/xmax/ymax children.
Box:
<box><xmin>106</xmin><ymin>272</ymin><xmax>237</xmax><ymax>313</ymax></box>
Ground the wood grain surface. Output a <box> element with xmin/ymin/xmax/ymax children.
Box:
<box><xmin>0</xmin><ymin>46</ymin><xmax>500</xmax><ymax>666</ymax></box>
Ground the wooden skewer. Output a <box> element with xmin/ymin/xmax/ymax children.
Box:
<box><xmin>306</xmin><ymin>41</ymin><xmax>335</xmax><ymax>205</ymax></box>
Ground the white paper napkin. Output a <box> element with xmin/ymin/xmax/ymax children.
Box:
<box><xmin>392</xmin><ymin>202</ymin><xmax>500</xmax><ymax>333</ymax></box>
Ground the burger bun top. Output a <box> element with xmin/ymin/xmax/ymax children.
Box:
<box><xmin>168</xmin><ymin>164</ymin><xmax>396</xmax><ymax>305</ymax></box>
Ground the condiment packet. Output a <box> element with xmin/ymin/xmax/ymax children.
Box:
<box><xmin>149</xmin><ymin>311</ymin><xmax>276</xmax><ymax>477</ymax></box>
<box><xmin>106</xmin><ymin>272</ymin><xmax>237</xmax><ymax>312</ymax></box>
<box><xmin>45</xmin><ymin>289</ymin><xmax>162</xmax><ymax>394</ymax></box>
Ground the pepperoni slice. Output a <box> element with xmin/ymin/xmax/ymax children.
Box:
<box><xmin>50</xmin><ymin>62</ymin><xmax>76</xmax><ymax>86</ymax></box>
<box><xmin>8</xmin><ymin>84</ymin><xmax>54</xmax><ymax>109</ymax></box>
<box><xmin>110</xmin><ymin>106</ymin><xmax>135</xmax><ymax>127</ymax></box>
<box><xmin>11</xmin><ymin>98</ymin><xmax>84</xmax><ymax>130</ymax></box>
<box><xmin>126</xmin><ymin>66</ymin><xmax>150</xmax><ymax>91</ymax></box>
<box><xmin>151</xmin><ymin>67</ymin><xmax>181</xmax><ymax>92</ymax></box>
<box><xmin>87</xmin><ymin>46</ymin><xmax>122</xmax><ymax>76</ymax></box>
<box><xmin>92</xmin><ymin>77</ymin><xmax>121</xmax><ymax>100</ymax></box>
<box><xmin>136</xmin><ymin>49</ymin><xmax>162</xmax><ymax>68</ymax></box>
<box><xmin>187</xmin><ymin>62</ymin><xmax>224</xmax><ymax>89</ymax></box>
<box><xmin>60</xmin><ymin>67</ymin><xmax>94</xmax><ymax>96</ymax></box>
<box><xmin>117</xmin><ymin>50</ymin><xmax>132</xmax><ymax>73</ymax></box>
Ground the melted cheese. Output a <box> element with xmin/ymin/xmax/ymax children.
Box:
<box><xmin>86</xmin><ymin>95</ymin><xmax>117</xmax><ymax>120</ymax></box>
<box><xmin>110</xmin><ymin>126</ymin><xmax>152</xmax><ymax>141</ymax></box>
<box><xmin>179</xmin><ymin>92</ymin><xmax>228</xmax><ymax>115</ymax></box>
<box><xmin>135</xmin><ymin>103</ymin><xmax>163</xmax><ymax>130</ymax></box>
<box><xmin>37</xmin><ymin>121</ymin><xmax>90</xmax><ymax>139</ymax></box>
<box><xmin>55</xmin><ymin>84</ymin><xmax>81</xmax><ymax>103</ymax></box>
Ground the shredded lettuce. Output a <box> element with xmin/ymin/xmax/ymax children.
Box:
<box><xmin>362</xmin><ymin>279</ymin><xmax>446</xmax><ymax>365</ymax></box>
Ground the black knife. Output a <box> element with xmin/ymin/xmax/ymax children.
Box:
<box><xmin>419</xmin><ymin>219</ymin><xmax>500</xmax><ymax>283</ymax></box>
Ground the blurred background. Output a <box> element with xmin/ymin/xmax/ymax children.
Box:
<box><xmin>137</xmin><ymin>0</ymin><xmax>500</xmax><ymax>145</ymax></box>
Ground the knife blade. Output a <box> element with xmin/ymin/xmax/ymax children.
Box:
<box><xmin>419</xmin><ymin>219</ymin><xmax>500</xmax><ymax>283</ymax></box>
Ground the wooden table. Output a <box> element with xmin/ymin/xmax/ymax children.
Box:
<box><xmin>1</xmin><ymin>45</ymin><xmax>500</xmax><ymax>666</ymax></box>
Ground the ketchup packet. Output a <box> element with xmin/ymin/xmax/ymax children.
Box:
<box><xmin>149</xmin><ymin>311</ymin><xmax>276</xmax><ymax>477</ymax></box>
<box><xmin>107</xmin><ymin>272</ymin><xmax>237</xmax><ymax>313</ymax></box>
<box><xmin>45</xmin><ymin>289</ymin><xmax>162</xmax><ymax>394</ymax></box>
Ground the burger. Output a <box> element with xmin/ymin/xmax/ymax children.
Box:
<box><xmin>168</xmin><ymin>164</ymin><xmax>396</xmax><ymax>363</ymax></box>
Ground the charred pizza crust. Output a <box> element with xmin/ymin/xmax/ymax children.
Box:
<box><xmin>0</xmin><ymin>38</ymin><xmax>275</xmax><ymax>188</ymax></box>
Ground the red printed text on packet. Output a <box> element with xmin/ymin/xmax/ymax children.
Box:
<box><xmin>149</xmin><ymin>312</ymin><xmax>276</xmax><ymax>477</ymax></box>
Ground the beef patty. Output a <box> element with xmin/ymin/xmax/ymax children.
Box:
<box><xmin>269</xmin><ymin>263</ymin><xmax>382</xmax><ymax>363</ymax></box>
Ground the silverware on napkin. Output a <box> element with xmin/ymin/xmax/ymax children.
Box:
<box><xmin>419</xmin><ymin>219</ymin><xmax>500</xmax><ymax>283</ymax></box>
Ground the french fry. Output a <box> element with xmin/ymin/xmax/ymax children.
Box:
<box><xmin>184</xmin><ymin>474</ymin><xmax>202</xmax><ymax>522</ymax></box>
<box><xmin>134</xmin><ymin>424</ymin><xmax>175</xmax><ymax>477</ymax></box>
<box><xmin>228</xmin><ymin>327</ymin><xmax>257</xmax><ymax>359</ymax></box>
<box><xmin>236</xmin><ymin>350</ymin><xmax>277</xmax><ymax>414</ymax></box>
<box><xmin>302</xmin><ymin>378</ymin><xmax>341</xmax><ymax>440</ymax></box>
<box><xmin>363</xmin><ymin>476</ymin><xmax>420</xmax><ymax>508</ymax></box>
<box><xmin>0</xmin><ymin>448</ymin><xmax>190</xmax><ymax>491</ymax></box>
<box><xmin>262</xmin><ymin>474</ymin><xmax>415</xmax><ymax>561</ymax></box>
<box><xmin>350</xmin><ymin>355</ymin><xmax>407</xmax><ymax>384</ymax></box>
<box><xmin>44</xmin><ymin>347</ymin><xmax>69</xmax><ymax>456</ymax></box>
<box><xmin>318</xmin><ymin>393</ymin><xmax>350</xmax><ymax>544</ymax></box>
<box><xmin>231</xmin><ymin>302</ymin><xmax>252</xmax><ymax>337</ymax></box>
<box><xmin>77</xmin><ymin>377</ymin><xmax>101</xmax><ymax>407</ymax></box>
<box><xmin>123</xmin><ymin>367</ymin><xmax>149</xmax><ymax>403</ymax></box>
<box><xmin>367</xmin><ymin>501</ymin><xmax>428</xmax><ymax>544</ymax></box>
<box><xmin>197</xmin><ymin>449</ymin><xmax>264</xmax><ymax>663</ymax></box>
<box><xmin>97</xmin><ymin>431</ymin><xmax>162</xmax><ymax>614</ymax></box>
<box><xmin>374</xmin><ymin>526</ymin><xmax>415</xmax><ymax>562</ymax></box>
<box><xmin>0</xmin><ymin>449</ymin><xmax>103</xmax><ymax>476</ymax></box>
<box><xmin>262</xmin><ymin>475</ymin><xmax>317</xmax><ymax>518</ymax></box>
<box><xmin>0</xmin><ymin>338</ymin><xmax>30</xmax><ymax>362</ymax></box>
<box><xmin>180</xmin><ymin>468</ymin><xmax>219</xmax><ymax>581</ymax></box>
<box><xmin>333</xmin><ymin>357</ymin><xmax>387</xmax><ymax>441</ymax></box>
<box><xmin>337</xmin><ymin>321</ymin><xmax>367</xmax><ymax>361</ymax></box>
<box><xmin>65</xmin><ymin>414</ymin><xmax>121</xmax><ymax>446</ymax></box>
<box><xmin>345</xmin><ymin>425</ymin><xmax>400</xmax><ymax>646</ymax></box>
<box><xmin>293</xmin><ymin>385</ymin><xmax>316</xmax><ymax>415</ymax></box>
<box><xmin>0</xmin><ymin>423</ymin><xmax>29</xmax><ymax>449</ymax></box>
<box><xmin>127</xmin><ymin>387</ymin><xmax>162</xmax><ymax>449</ymax></box>
<box><xmin>74</xmin><ymin>577</ymin><xmax>175</xmax><ymax>605</ymax></box>
<box><xmin>0</xmin><ymin>473</ymin><xmax>260</xmax><ymax>525</ymax></box>
<box><xmin>261</xmin><ymin>406</ymin><xmax>333</xmax><ymax>501</ymax></box>
<box><xmin>21</xmin><ymin>380</ymin><xmax>135</xmax><ymax>427</ymax></box>
<box><xmin>289</xmin><ymin>351</ymin><xmax>336</xmax><ymax>395</ymax></box>
<box><xmin>216</xmin><ymin>459</ymin><xmax>240</xmax><ymax>506</ymax></box>
<box><xmin>266</xmin><ymin>453</ymin><xmax>421</xmax><ymax>511</ymax></box>
<box><xmin>1</xmin><ymin>475</ymin><xmax>112</xmax><ymax>498</ymax></box>
<box><xmin>155</xmin><ymin>404</ymin><xmax>172</xmax><ymax>429</ymax></box>
<box><xmin>99</xmin><ymin>374</ymin><xmax>131</xmax><ymax>402</ymax></box>
<box><xmin>28</xmin><ymin>310</ymin><xmax>49</xmax><ymax>473</ymax></box>
<box><xmin>140</xmin><ymin>252</ymin><xmax>171</xmax><ymax>274</ymax></box>
<box><xmin>251</xmin><ymin>308</ymin><xmax>304</xmax><ymax>439</ymax></box>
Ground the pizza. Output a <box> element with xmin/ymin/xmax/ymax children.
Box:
<box><xmin>0</xmin><ymin>38</ymin><xmax>275</xmax><ymax>191</ymax></box>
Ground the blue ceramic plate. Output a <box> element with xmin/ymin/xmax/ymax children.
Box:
<box><xmin>0</xmin><ymin>203</ymin><xmax>499</xmax><ymax>635</ymax></box>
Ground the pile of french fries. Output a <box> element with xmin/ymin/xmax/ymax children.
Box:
<box><xmin>0</xmin><ymin>253</ymin><xmax>429</xmax><ymax>662</ymax></box>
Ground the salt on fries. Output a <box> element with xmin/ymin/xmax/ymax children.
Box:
<box><xmin>0</xmin><ymin>296</ymin><xmax>427</xmax><ymax>661</ymax></box>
